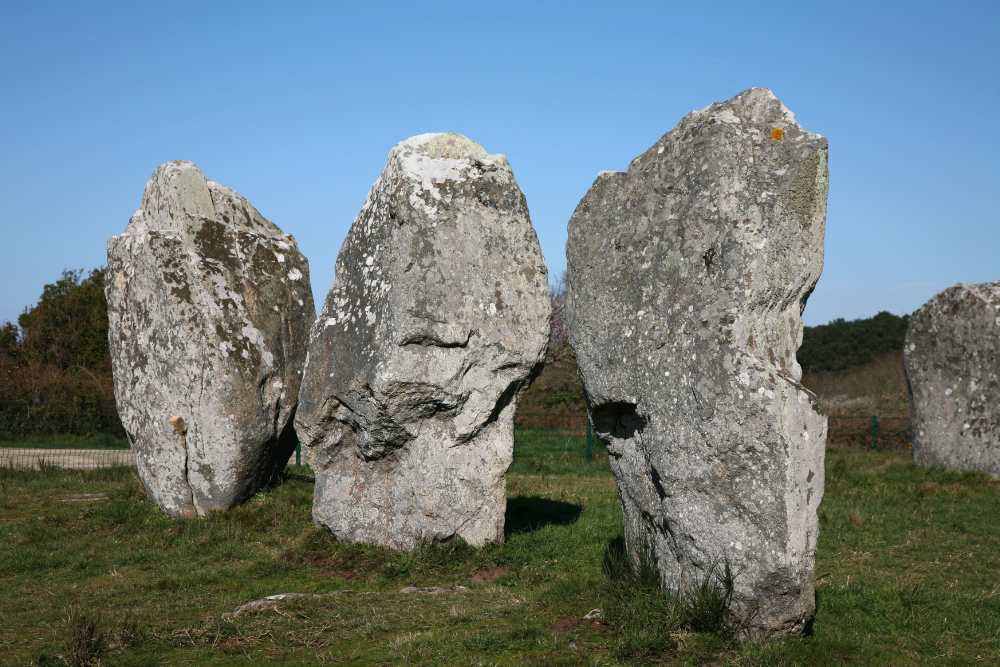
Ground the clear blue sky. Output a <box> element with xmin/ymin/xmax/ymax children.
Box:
<box><xmin>1</xmin><ymin>1</ymin><xmax>997</xmax><ymax>326</ymax></box>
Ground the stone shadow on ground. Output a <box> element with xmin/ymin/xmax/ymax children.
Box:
<box><xmin>505</xmin><ymin>496</ymin><xmax>582</xmax><ymax>535</ymax></box>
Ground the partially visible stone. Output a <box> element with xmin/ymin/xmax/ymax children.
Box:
<box><xmin>296</xmin><ymin>133</ymin><xmax>550</xmax><ymax>550</ymax></box>
<box><xmin>566</xmin><ymin>89</ymin><xmax>828</xmax><ymax>637</ymax></box>
<box><xmin>106</xmin><ymin>161</ymin><xmax>314</xmax><ymax>517</ymax></box>
<box><xmin>905</xmin><ymin>282</ymin><xmax>1000</xmax><ymax>475</ymax></box>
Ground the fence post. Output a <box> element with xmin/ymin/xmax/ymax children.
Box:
<box><xmin>585</xmin><ymin>419</ymin><xmax>594</xmax><ymax>463</ymax></box>
<box><xmin>871</xmin><ymin>415</ymin><xmax>879</xmax><ymax>450</ymax></box>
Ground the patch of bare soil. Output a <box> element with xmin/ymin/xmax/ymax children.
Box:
<box><xmin>469</xmin><ymin>567</ymin><xmax>508</xmax><ymax>583</ymax></box>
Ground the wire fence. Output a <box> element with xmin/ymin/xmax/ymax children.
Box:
<box><xmin>514</xmin><ymin>407</ymin><xmax>584</xmax><ymax>435</ymax></box>
<box><xmin>0</xmin><ymin>408</ymin><xmax>911</xmax><ymax>473</ymax></box>
<box><xmin>539</xmin><ymin>413</ymin><xmax>913</xmax><ymax>452</ymax></box>
<box><xmin>0</xmin><ymin>447</ymin><xmax>135</xmax><ymax>470</ymax></box>
<box><xmin>827</xmin><ymin>414</ymin><xmax>911</xmax><ymax>450</ymax></box>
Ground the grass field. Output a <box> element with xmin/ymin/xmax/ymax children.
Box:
<box><xmin>2</xmin><ymin>430</ymin><xmax>999</xmax><ymax>665</ymax></box>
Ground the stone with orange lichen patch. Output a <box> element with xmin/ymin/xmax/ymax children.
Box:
<box><xmin>168</xmin><ymin>416</ymin><xmax>186</xmax><ymax>435</ymax></box>
<box><xmin>566</xmin><ymin>88</ymin><xmax>828</xmax><ymax>638</ymax></box>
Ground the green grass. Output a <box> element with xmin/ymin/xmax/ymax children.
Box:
<box><xmin>2</xmin><ymin>430</ymin><xmax>999</xmax><ymax>665</ymax></box>
<box><xmin>0</xmin><ymin>432</ymin><xmax>129</xmax><ymax>449</ymax></box>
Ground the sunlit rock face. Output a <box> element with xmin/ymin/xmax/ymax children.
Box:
<box><xmin>296</xmin><ymin>134</ymin><xmax>550</xmax><ymax>550</ymax></box>
<box><xmin>905</xmin><ymin>282</ymin><xmax>1000</xmax><ymax>475</ymax></box>
<box><xmin>566</xmin><ymin>89</ymin><xmax>829</xmax><ymax>637</ymax></box>
<box><xmin>106</xmin><ymin>161</ymin><xmax>313</xmax><ymax>517</ymax></box>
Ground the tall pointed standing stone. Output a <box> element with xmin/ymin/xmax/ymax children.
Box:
<box><xmin>106</xmin><ymin>161</ymin><xmax>314</xmax><ymax>517</ymax></box>
<box><xmin>905</xmin><ymin>282</ymin><xmax>1000</xmax><ymax>475</ymax></box>
<box><xmin>566</xmin><ymin>89</ymin><xmax>829</xmax><ymax>636</ymax></box>
<box><xmin>296</xmin><ymin>133</ymin><xmax>550</xmax><ymax>550</ymax></box>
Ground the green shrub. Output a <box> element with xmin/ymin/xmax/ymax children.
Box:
<box><xmin>798</xmin><ymin>311</ymin><xmax>909</xmax><ymax>373</ymax></box>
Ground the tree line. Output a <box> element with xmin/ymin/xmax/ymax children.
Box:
<box><xmin>0</xmin><ymin>267</ymin><xmax>910</xmax><ymax>438</ymax></box>
<box><xmin>797</xmin><ymin>310</ymin><xmax>909</xmax><ymax>373</ymax></box>
<box><xmin>0</xmin><ymin>268</ymin><xmax>119</xmax><ymax>438</ymax></box>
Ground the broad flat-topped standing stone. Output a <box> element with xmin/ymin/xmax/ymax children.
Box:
<box><xmin>106</xmin><ymin>161</ymin><xmax>314</xmax><ymax>517</ymax></box>
<box><xmin>296</xmin><ymin>133</ymin><xmax>550</xmax><ymax>550</ymax></box>
<box><xmin>905</xmin><ymin>282</ymin><xmax>1000</xmax><ymax>475</ymax></box>
<box><xmin>566</xmin><ymin>89</ymin><xmax>828</xmax><ymax>636</ymax></box>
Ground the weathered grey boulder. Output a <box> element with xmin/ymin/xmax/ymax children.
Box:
<box><xmin>566</xmin><ymin>89</ymin><xmax>828</xmax><ymax>636</ymax></box>
<box><xmin>905</xmin><ymin>282</ymin><xmax>1000</xmax><ymax>475</ymax></box>
<box><xmin>106</xmin><ymin>161</ymin><xmax>314</xmax><ymax>517</ymax></box>
<box><xmin>295</xmin><ymin>133</ymin><xmax>550</xmax><ymax>550</ymax></box>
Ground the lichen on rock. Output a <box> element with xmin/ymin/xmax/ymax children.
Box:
<box><xmin>905</xmin><ymin>281</ymin><xmax>1000</xmax><ymax>475</ymax></box>
<box><xmin>295</xmin><ymin>133</ymin><xmax>550</xmax><ymax>550</ymax></box>
<box><xmin>566</xmin><ymin>88</ymin><xmax>829</xmax><ymax>637</ymax></box>
<box><xmin>106</xmin><ymin>161</ymin><xmax>314</xmax><ymax>517</ymax></box>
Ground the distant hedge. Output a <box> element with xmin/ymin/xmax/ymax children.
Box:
<box><xmin>798</xmin><ymin>311</ymin><xmax>909</xmax><ymax>373</ymax></box>
<box><xmin>0</xmin><ymin>398</ymin><xmax>123</xmax><ymax>439</ymax></box>
<box><xmin>0</xmin><ymin>268</ymin><xmax>120</xmax><ymax>439</ymax></box>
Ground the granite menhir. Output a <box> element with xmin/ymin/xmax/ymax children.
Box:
<box><xmin>106</xmin><ymin>161</ymin><xmax>313</xmax><ymax>517</ymax></box>
<box><xmin>905</xmin><ymin>282</ymin><xmax>1000</xmax><ymax>475</ymax></box>
<box><xmin>566</xmin><ymin>89</ymin><xmax>829</xmax><ymax>636</ymax></box>
<box><xmin>296</xmin><ymin>134</ymin><xmax>550</xmax><ymax>550</ymax></box>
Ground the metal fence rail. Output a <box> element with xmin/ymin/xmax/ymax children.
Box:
<box><xmin>0</xmin><ymin>448</ymin><xmax>135</xmax><ymax>470</ymax></box>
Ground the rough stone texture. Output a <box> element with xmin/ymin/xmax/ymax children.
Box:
<box><xmin>565</xmin><ymin>89</ymin><xmax>828</xmax><ymax>636</ymax></box>
<box><xmin>106</xmin><ymin>161</ymin><xmax>314</xmax><ymax>517</ymax></box>
<box><xmin>295</xmin><ymin>133</ymin><xmax>550</xmax><ymax>550</ymax></box>
<box><xmin>905</xmin><ymin>282</ymin><xmax>1000</xmax><ymax>475</ymax></box>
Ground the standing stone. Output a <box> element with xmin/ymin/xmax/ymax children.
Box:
<box><xmin>566</xmin><ymin>89</ymin><xmax>828</xmax><ymax>636</ymax></box>
<box><xmin>905</xmin><ymin>282</ymin><xmax>1000</xmax><ymax>475</ymax></box>
<box><xmin>106</xmin><ymin>161</ymin><xmax>314</xmax><ymax>517</ymax></box>
<box><xmin>296</xmin><ymin>133</ymin><xmax>550</xmax><ymax>550</ymax></box>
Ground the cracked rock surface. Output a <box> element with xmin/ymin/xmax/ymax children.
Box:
<box><xmin>295</xmin><ymin>133</ymin><xmax>550</xmax><ymax>550</ymax></box>
<box><xmin>905</xmin><ymin>282</ymin><xmax>1000</xmax><ymax>475</ymax></box>
<box><xmin>106</xmin><ymin>161</ymin><xmax>314</xmax><ymax>517</ymax></box>
<box><xmin>566</xmin><ymin>89</ymin><xmax>828</xmax><ymax>636</ymax></box>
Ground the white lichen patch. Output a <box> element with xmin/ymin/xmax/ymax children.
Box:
<box><xmin>713</xmin><ymin>108</ymin><xmax>741</xmax><ymax>125</ymax></box>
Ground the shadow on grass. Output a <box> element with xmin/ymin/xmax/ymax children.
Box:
<box><xmin>505</xmin><ymin>496</ymin><xmax>582</xmax><ymax>535</ymax></box>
